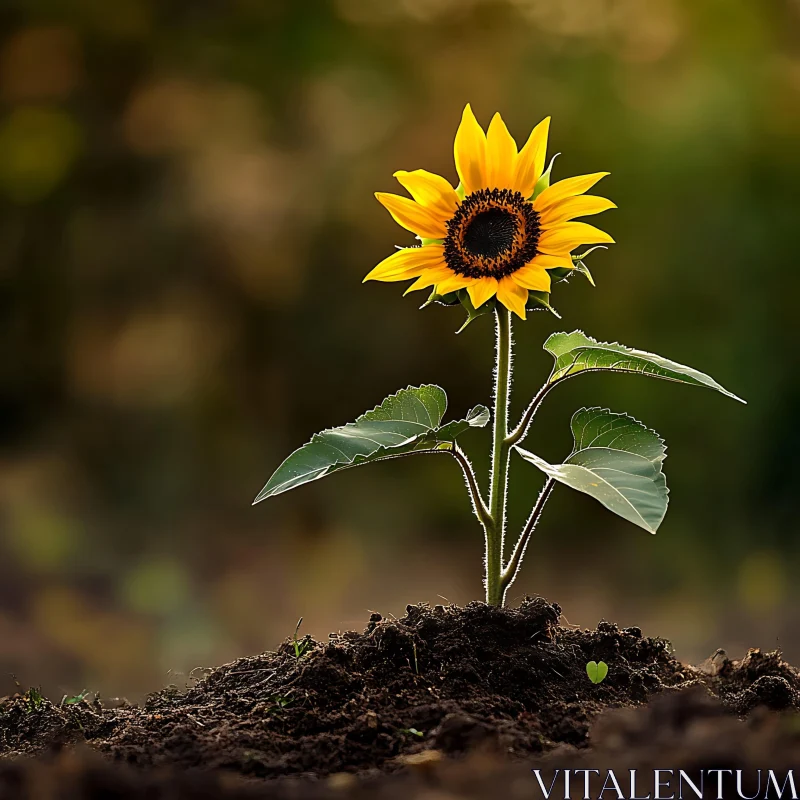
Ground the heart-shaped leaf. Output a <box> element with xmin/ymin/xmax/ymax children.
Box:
<box><xmin>586</xmin><ymin>660</ymin><xmax>608</xmax><ymax>684</ymax></box>
<box><xmin>254</xmin><ymin>385</ymin><xmax>489</xmax><ymax>503</ymax></box>
<box><xmin>544</xmin><ymin>330</ymin><xmax>744</xmax><ymax>403</ymax></box>
<box><xmin>516</xmin><ymin>408</ymin><xmax>668</xmax><ymax>534</ymax></box>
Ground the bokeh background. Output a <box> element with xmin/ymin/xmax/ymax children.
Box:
<box><xmin>1</xmin><ymin>0</ymin><xmax>798</xmax><ymax>701</ymax></box>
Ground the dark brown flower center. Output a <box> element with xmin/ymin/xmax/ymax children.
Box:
<box><xmin>444</xmin><ymin>188</ymin><xmax>541</xmax><ymax>279</ymax></box>
<box><xmin>463</xmin><ymin>208</ymin><xmax>518</xmax><ymax>258</ymax></box>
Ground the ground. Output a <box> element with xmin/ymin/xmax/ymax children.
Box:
<box><xmin>2</xmin><ymin>598</ymin><xmax>800</xmax><ymax>798</ymax></box>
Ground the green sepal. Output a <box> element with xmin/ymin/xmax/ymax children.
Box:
<box><xmin>573</xmin><ymin>261</ymin><xmax>595</xmax><ymax>286</ymax></box>
<box><xmin>420</xmin><ymin>288</ymin><xmax>460</xmax><ymax>309</ymax></box>
<box><xmin>531</xmin><ymin>153</ymin><xmax>559</xmax><ymax>200</ymax></box>
<box><xmin>568</xmin><ymin>246</ymin><xmax>605</xmax><ymax>286</ymax></box>
<box><xmin>526</xmin><ymin>290</ymin><xmax>561</xmax><ymax>319</ymax></box>
<box><xmin>455</xmin><ymin>289</ymin><xmax>496</xmax><ymax>333</ymax></box>
<box><xmin>545</xmin><ymin>244</ymin><xmax>606</xmax><ymax>286</ymax></box>
<box><xmin>546</xmin><ymin>263</ymin><xmax>595</xmax><ymax>287</ymax></box>
<box><xmin>571</xmin><ymin>245</ymin><xmax>607</xmax><ymax>263</ymax></box>
<box><xmin>455</xmin><ymin>182</ymin><xmax>466</xmax><ymax>201</ymax></box>
<box><xmin>418</xmin><ymin>237</ymin><xmax>444</xmax><ymax>246</ymax></box>
<box><xmin>547</xmin><ymin>267</ymin><xmax>573</xmax><ymax>284</ymax></box>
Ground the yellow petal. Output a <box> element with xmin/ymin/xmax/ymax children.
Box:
<box><xmin>485</xmin><ymin>113</ymin><xmax>517</xmax><ymax>190</ymax></box>
<box><xmin>453</xmin><ymin>104</ymin><xmax>486</xmax><ymax>195</ymax></box>
<box><xmin>537</xmin><ymin>221</ymin><xmax>614</xmax><ymax>255</ymax></box>
<box><xmin>393</xmin><ymin>170</ymin><xmax>459</xmax><ymax>220</ymax></box>
<box><xmin>539</xmin><ymin>195</ymin><xmax>616</xmax><ymax>226</ymax></box>
<box><xmin>375</xmin><ymin>192</ymin><xmax>448</xmax><ymax>239</ymax></box>
<box><xmin>364</xmin><ymin>245</ymin><xmax>446</xmax><ymax>282</ymax></box>
<box><xmin>436</xmin><ymin>273</ymin><xmax>477</xmax><ymax>294</ymax></box>
<box><xmin>534</xmin><ymin>172</ymin><xmax>609</xmax><ymax>213</ymax></box>
<box><xmin>513</xmin><ymin>116</ymin><xmax>550</xmax><ymax>198</ymax></box>
<box><xmin>529</xmin><ymin>253</ymin><xmax>573</xmax><ymax>269</ymax></box>
<box><xmin>512</xmin><ymin>265</ymin><xmax>552</xmax><ymax>292</ymax></box>
<box><xmin>496</xmin><ymin>276</ymin><xmax>528</xmax><ymax>319</ymax></box>
<box><xmin>403</xmin><ymin>266</ymin><xmax>454</xmax><ymax>294</ymax></box>
<box><xmin>467</xmin><ymin>278</ymin><xmax>499</xmax><ymax>309</ymax></box>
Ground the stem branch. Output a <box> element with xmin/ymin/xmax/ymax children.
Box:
<box><xmin>452</xmin><ymin>445</ymin><xmax>492</xmax><ymax>529</ymax></box>
<box><xmin>500</xmin><ymin>477</ymin><xmax>555</xmax><ymax>602</ymax></box>
<box><xmin>506</xmin><ymin>381</ymin><xmax>553</xmax><ymax>448</ymax></box>
<box><xmin>508</xmin><ymin>355</ymin><xmax>585</xmax><ymax>447</ymax></box>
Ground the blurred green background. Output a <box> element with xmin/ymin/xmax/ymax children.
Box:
<box><xmin>0</xmin><ymin>0</ymin><xmax>797</xmax><ymax>700</ymax></box>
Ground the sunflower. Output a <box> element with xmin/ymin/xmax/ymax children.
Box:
<box><xmin>364</xmin><ymin>105</ymin><xmax>615</xmax><ymax>320</ymax></box>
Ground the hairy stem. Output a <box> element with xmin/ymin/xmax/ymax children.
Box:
<box><xmin>486</xmin><ymin>307</ymin><xmax>513</xmax><ymax>606</ymax></box>
<box><xmin>452</xmin><ymin>445</ymin><xmax>492</xmax><ymax>530</ymax></box>
<box><xmin>500</xmin><ymin>477</ymin><xmax>555</xmax><ymax>603</ymax></box>
<box><xmin>506</xmin><ymin>381</ymin><xmax>553</xmax><ymax>448</ymax></box>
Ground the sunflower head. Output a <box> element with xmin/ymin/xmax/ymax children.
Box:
<box><xmin>365</xmin><ymin>105</ymin><xmax>615</xmax><ymax>324</ymax></box>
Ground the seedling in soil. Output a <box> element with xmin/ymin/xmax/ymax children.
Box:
<box><xmin>60</xmin><ymin>690</ymin><xmax>91</xmax><ymax>706</ymax></box>
<box><xmin>253</xmin><ymin>106</ymin><xmax>745</xmax><ymax>607</ymax></box>
<box><xmin>292</xmin><ymin>618</ymin><xmax>311</xmax><ymax>660</ymax></box>
<box><xmin>586</xmin><ymin>661</ymin><xmax>609</xmax><ymax>684</ymax></box>
<box><xmin>398</xmin><ymin>727</ymin><xmax>424</xmax><ymax>738</ymax></box>
<box><xmin>25</xmin><ymin>687</ymin><xmax>44</xmax><ymax>713</ymax></box>
<box><xmin>266</xmin><ymin>694</ymin><xmax>293</xmax><ymax>714</ymax></box>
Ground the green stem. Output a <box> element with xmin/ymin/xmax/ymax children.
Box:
<box><xmin>486</xmin><ymin>307</ymin><xmax>513</xmax><ymax>606</ymax></box>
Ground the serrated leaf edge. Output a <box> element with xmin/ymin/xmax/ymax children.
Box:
<box><xmin>516</xmin><ymin>407</ymin><xmax>669</xmax><ymax>534</ymax></box>
<box><xmin>569</xmin><ymin>406</ymin><xmax>667</xmax><ymax>462</ymax></box>
<box><xmin>254</xmin><ymin>386</ymin><xmax>488</xmax><ymax>504</ymax></box>
<box><xmin>357</xmin><ymin>383</ymin><xmax>447</xmax><ymax>427</ymax></box>
<box><xmin>569</xmin><ymin>406</ymin><xmax>670</xmax><ymax>532</ymax></box>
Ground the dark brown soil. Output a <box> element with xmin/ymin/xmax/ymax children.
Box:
<box><xmin>2</xmin><ymin>598</ymin><xmax>800</xmax><ymax>799</ymax></box>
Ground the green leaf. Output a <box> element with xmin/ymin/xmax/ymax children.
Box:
<box><xmin>516</xmin><ymin>408</ymin><xmax>668</xmax><ymax>534</ymax></box>
<box><xmin>254</xmin><ymin>386</ymin><xmax>489</xmax><ymax>503</ymax></box>
<box><xmin>544</xmin><ymin>330</ymin><xmax>745</xmax><ymax>403</ymax></box>
<box><xmin>586</xmin><ymin>660</ymin><xmax>608</xmax><ymax>684</ymax></box>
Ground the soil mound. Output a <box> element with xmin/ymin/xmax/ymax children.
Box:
<box><xmin>1</xmin><ymin>597</ymin><xmax>799</xmax><ymax>787</ymax></box>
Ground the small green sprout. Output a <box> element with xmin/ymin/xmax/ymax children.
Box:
<box><xmin>293</xmin><ymin>618</ymin><xmax>311</xmax><ymax>660</ymax></box>
<box><xmin>61</xmin><ymin>689</ymin><xmax>91</xmax><ymax>706</ymax></box>
<box><xmin>399</xmin><ymin>727</ymin><xmax>424</xmax><ymax>738</ymax></box>
<box><xmin>25</xmin><ymin>687</ymin><xmax>44</xmax><ymax>712</ymax></box>
<box><xmin>586</xmin><ymin>661</ymin><xmax>609</xmax><ymax>685</ymax></box>
<box><xmin>253</xmin><ymin>110</ymin><xmax>746</xmax><ymax>608</ymax></box>
<box><xmin>255</xmin><ymin>693</ymin><xmax>294</xmax><ymax>718</ymax></box>
<box><xmin>267</xmin><ymin>694</ymin><xmax>293</xmax><ymax>713</ymax></box>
